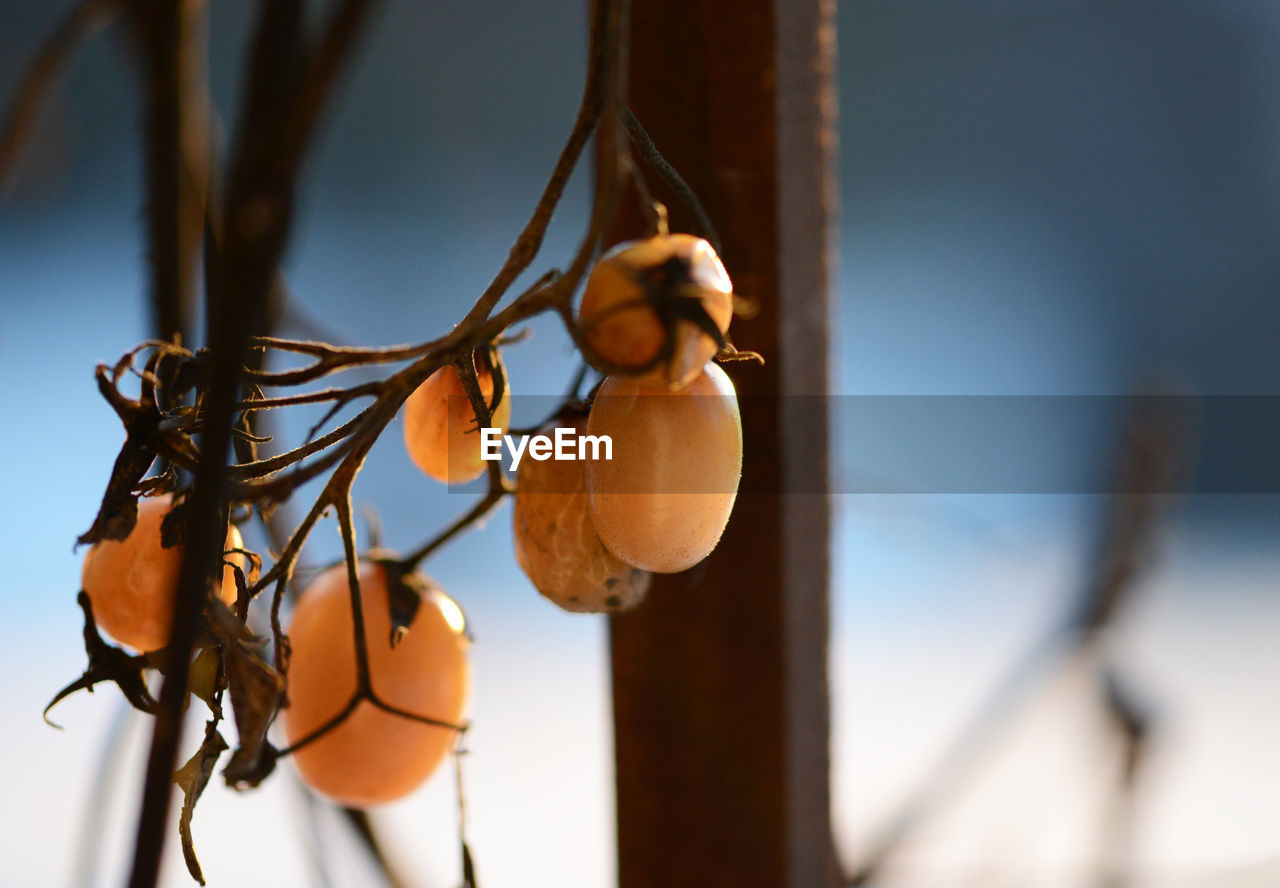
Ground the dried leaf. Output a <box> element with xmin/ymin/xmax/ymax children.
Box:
<box><xmin>136</xmin><ymin>466</ymin><xmax>178</xmax><ymax>496</ymax></box>
<box><xmin>76</xmin><ymin>468</ymin><xmax>141</xmax><ymax>546</ymax></box>
<box><xmin>173</xmin><ymin>720</ymin><xmax>228</xmax><ymax>885</ymax></box>
<box><xmin>77</xmin><ymin>371</ymin><xmax>161</xmax><ymax>546</ymax></box>
<box><xmin>227</xmin><ymin>550</ymin><xmax>262</xmax><ymax>619</ymax></box>
<box><xmin>187</xmin><ymin>645</ymin><xmax>224</xmax><ymax>716</ymax></box>
<box><xmin>223</xmin><ymin>739</ymin><xmax>278</xmax><ymax>790</ymax></box>
<box><xmin>159</xmin><ymin>495</ymin><xmax>190</xmax><ymax>549</ymax></box>
<box><xmin>221</xmin><ymin>639</ymin><xmax>284</xmax><ymax>789</ymax></box>
<box><xmin>44</xmin><ymin>592</ymin><xmax>157</xmax><ymax>726</ymax></box>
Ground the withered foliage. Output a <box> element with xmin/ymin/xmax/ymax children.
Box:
<box><xmin>174</xmin><ymin>720</ymin><xmax>228</xmax><ymax>885</ymax></box>
<box><xmin>45</xmin><ymin>592</ymin><xmax>159</xmax><ymax>725</ymax></box>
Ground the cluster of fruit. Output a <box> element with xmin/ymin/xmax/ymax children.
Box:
<box><xmin>401</xmin><ymin>232</ymin><xmax>744</xmax><ymax>615</ymax></box>
<box><xmin>517</xmin><ymin>234</ymin><xmax>743</xmax><ymax>612</ymax></box>
<box><xmin>78</xmin><ymin>233</ymin><xmax>744</xmax><ymax>807</ymax></box>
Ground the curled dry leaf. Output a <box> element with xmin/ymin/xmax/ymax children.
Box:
<box><xmin>174</xmin><ymin>719</ymin><xmax>229</xmax><ymax>885</ymax></box>
<box><xmin>135</xmin><ymin>465</ymin><xmax>179</xmax><ymax>497</ymax></box>
<box><xmin>226</xmin><ymin>547</ymin><xmax>262</xmax><ymax>621</ymax></box>
<box><xmin>77</xmin><ymin>365</ymin><xmax>164</xmax><ymax>546</ymax></box>
<box><xmin>159</xmin><ymin>496</ymin><xmax>191</xmax><ymax>549</ymax></box>
<box><xmin>219</xmin><ymin>628</ymin><xmax>285</xmax><ymax>790</ymax></box>
<box><xmin>76</xmin><ymin>455</ymin><xmax>144</xmax><ymax>546</ymax></box>
<box><xmin>187</xmin><ymin>645</ymin><xmax>224</xmax><ymax>717</ymax></box>
<box><xmin>44</xmin><ymin>591</ymin><xmax>158</xmax><ymax>726</ymax></box>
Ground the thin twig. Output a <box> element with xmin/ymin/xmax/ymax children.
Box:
<box><xmin>455</xmin><ymin>0</ymin><xmax>616</xmax><ymax>330</ymax></box>
<box><xmin>622</xmin><ymin>106</ymin><xmax>722</xmax><ymax>256</ymax></box>
<box><xmin>399</xmin><ymin>479</ymin><xmax>511</xmax><ymax>571</ymax></box>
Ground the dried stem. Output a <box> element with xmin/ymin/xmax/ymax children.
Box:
<box><xmin>399</xmin><ymin>477</ymin><xmax>511</xmax><ymax>571</ymax></box>
<box><xmin>622</xmin><ymin>107</ymin><xmax>722</xmax><ymax>256</ymax></box>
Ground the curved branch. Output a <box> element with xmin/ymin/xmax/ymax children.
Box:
<box><xmin>622</xmin><ymin>107</ymin><xmax>722</xmax><ymax>256</ymax></box>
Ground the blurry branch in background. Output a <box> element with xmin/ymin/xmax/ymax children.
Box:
<box><xmin>1097</xmin><ymin>666</ymin><xmax>1150</xmax><ymax>888</ymax></box>
<box><xmin>294</xmin><ymin>779</ymin><xmax>339</xmax><ymax>888</ymax></box>
<box><xmin>0</xmin><ymin>0</ymin><xmax>120</xmax><ymax>200</ymax></box>
<box><xmin>72</xmin><ymin>702</ymin><xmax>134</xmax><ymax>888</ymax></box>
<box><xmin>132</xmin><ymin>0</ymin><xmax>211</xmax><ymax>344</ymax></box>
<box><xmin>844</xmin><ymin>396</ymin><xmax>1186</xmax><ymax>888</ymax></box>
<box><xmin>342</xmin><ymin>808</ymin><xmax>415</xmax><ymax>888</ymax></box>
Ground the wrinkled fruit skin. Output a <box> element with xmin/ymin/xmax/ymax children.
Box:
<box><xmin>81</xmin><ymin>493</ymin><xmax>243</xmax><ymax>652</ymax></box>
<box><xmin>513</xmin><ymin>417</ymin><xmax>650</xmax><ymax>614</ymax></box>
<box><xmin>578</xmin><ymin>234</ymin><xmax>733</xmax><ymax>391</ymax></box>
<box><xmin>283</xmin><ymin>561</ymin><xmax>470</xmax><ymax>808</ymax></box>
<box><xmin>403</xmin><ymin>354</ymin><xmax>511</xmax><ymax>484</ymax></box>
<box><xmin>586</xmin><ymin>362</ymin><xmax>742</xmax><ymax>573</ymax></box>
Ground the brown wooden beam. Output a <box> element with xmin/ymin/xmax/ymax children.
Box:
<box><xmin>608</xmin><ymin>1</ymin><xmax>837</xmax><ymax>886</ymax></box>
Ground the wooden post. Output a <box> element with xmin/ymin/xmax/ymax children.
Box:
<box><xmin>608</xmin><ymin>1</ymin><xmax>837</xmax><ymax>886</ymax></box>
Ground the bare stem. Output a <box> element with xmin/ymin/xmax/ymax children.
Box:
<box><xmin>622</xmin><ymin>107</ymin><xmax>722</xmax><ymax>256</ymax></box>
<box><xmin>400</xmin><ymin>478</ymin><xmax>511</xmax><ymax>571</ymax></box>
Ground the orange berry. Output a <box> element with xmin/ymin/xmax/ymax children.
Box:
<box><xmin>403</xmin><ymin>351</ymin><xmax>511</xmax><ymax>484</ymax></box>
<box><xmin>513</xmin><ymin>417</ymin><xmax>649</xmax><ymax>613</ymax></box>
<box><xmin>282</xmin><ymin>561</ymin><xmax>470</xmax><ymax>808</ymax></box>
<box><xmin>578</xmin><ymin>234</ymin><xmax>733</xmax><ymax>390</ymax></box>
<box><xmin>585</xmin><ymin>362</ymin><xmax>742</xmax><ymax>573</ymax></box>
<box><xmin>81</xmin><ymin>493</ymin><xmax>243</xmax><ymax>652</ymax></box>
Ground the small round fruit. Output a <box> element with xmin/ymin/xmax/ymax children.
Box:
<box><xmin>81</xmin><ymin>494</ymin><xmax>244</xmax><ymax>652</ymax></box>
<box><xmin>283</xmin><ymin>561</ymin><xmax>470</xmax><ymax>808</ymax></box>
<box><xmin>513</xmin><ymin>417</ymin><xmax>650</xmax><ymax>614</ymax></box>
<box><xmin>403</xmin><ymin>350</ymin><xmax>511</xmax><ymax>484</ymax></box>
<box><xmin>586</xmin><ymin>361</ymin><xmax>742</xmax><ymax>573</ymax></box>
<box><xmin>577</xmin><ymin>234</ymin><xmax>733</xmax><ymax>390</ymax></box>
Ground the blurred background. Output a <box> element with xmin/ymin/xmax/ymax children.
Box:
<box><xmin>1</xmin><ymin>1</ymin><xmax>1277</xmax><ymax>886</ymax></box>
